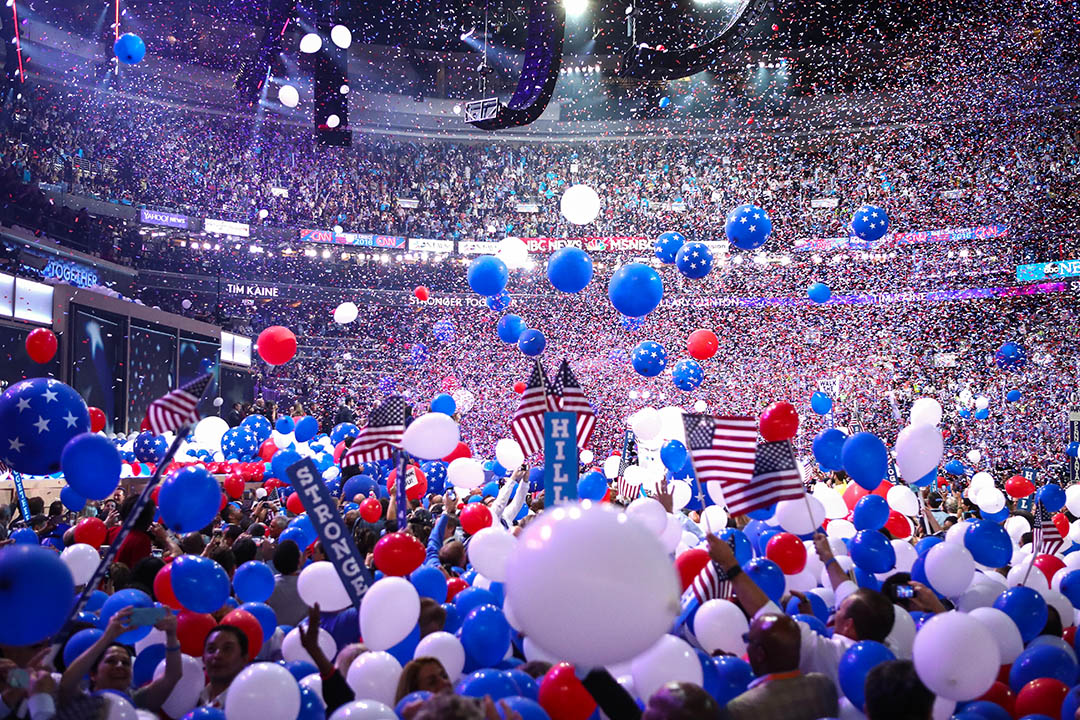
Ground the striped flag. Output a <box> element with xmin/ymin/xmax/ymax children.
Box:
<box><xmin>725</xmin><ymin>440</ymin><xmax>806</xmax><ymax>516</ymax></box>
<box><xmin>145</xmin><ymin>373</ymin><xmax>213</xmax><ymax>434</ymax></box>
<box><xmin>1034</xmin><ymin>501</ymin><xmax>1063</xmax><ymax>555</ymax></box>
<box><xmin>615</xmin><ymin>429</ymin><xmax>640</xmax><ymax>501</ymax></box>
<box><xmin>511</xmin><ymin>361</ymin><xmax>556</xmax><ymax>457</ymax></box>
<box><xmin>548</xmin><ymin>359</ymin><xmax>595</xmax><ymax>449</ymax></box>
<box><xmin>682</xmin><ymin>414</ymin><xmax>757</xmax><ymax>507</ymax></box>
<box><xmin>690</xmin><ymin>561</ymin><xmax>733</xmax><ymax>603</ymax></box>
<box><xmin>342</xmin><ymin>396</ymin><xmax>407</xmax><ymax>467</ymax></box>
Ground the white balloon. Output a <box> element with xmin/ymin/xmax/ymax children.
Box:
<box><xmin>813</xmin><ymin>484</ymin><xmax>850</xmax><ymax>520</ymax></box>
<box><xmin>892</xmin><ymin>539</ymin><xmax>917</xmax><ymax>573</ymax></box>
<box><xmin>912</xmin><ymin>611</ymin><xmax>1000</xmax><ymax>701</ymax></box>
<box><xmin>625</xmin><ymin>497</ymin><xmax>667</xmax><ymax>536</ymax></box>
<box><xmin>945</xmin><ymin>520</ymin><xmax>971</xmax><ymax>544</ymax></box>
<box><xmin>1005</xmin><ymin>515</ymin><xmax>1031</xmax><ymax>543</ymax></box>
<box><xmin>1065</xmin><ymin>485</ymin><xmax>1080</xmax><ymax>517</ymax></box>
<box><xmin>278</xmin><ymin>84</ymin><xmax>299</xmax><ymax>108</ymax></box>
<box><xmin>975</xmin><ymin>487</ymin><xmax>1005</xmax><ymax>514</ymax></box>
<box><xmin>693</xmin><ymin>600</ymin><xmax>748</xmax><ymax>655</ymax></box>
<box><xmin>448</xmin><ymin>457</ymin><xmax>485</xmax><ymax>490</ymax></box>
<box><xmin>99</xmin><ymin>690</ymin><xmax>137</xmax><ymax>720</ymax></box>
<box><xmin>299</xmin><ymin>32</ymin><xmax>322</xmax><ymax>53</ymax></box>
<box><xmin>329</xmin><ymin>701</ymin><xmax>397</xmax><ymax>720</ymax></box>
<box><xmin>630</xmin><ymin>635</ymin><xmax>703</xmax><ymax>702</ymax></box>
<box><xmin>629</xmin><ymin>408</ymin><xmax>661</xmax><ymax>442</ymax></box>
<box><xmin>693</xmin><ymin>400</ymin><xmax>707</xmax><ymax>413</ymax></box>
<box><xmin>925</xmin><ymin>542</ymin><xmax>975</xmax><ymax>597</ymax></box>
<box><xmin>973</xmin><ymin>397</ymin><xmax>989</xmax><ymax>411</ymax></box>
<box><xmin>330</xmin><ymin>24</ymin><xmax>352</xmax><ymax>49</ymax></box>
<box><xmin>225</xmin><ymin>662</ymin><xmax>301</xmax><ymax>720</ymax></box>
<box><xmin>505</xmin><ymin>502</ymin><xmax>680</xmax><ymax>667</ymax></box>
<box><xmin>956</xmin><ymin>582</ymin><xmax>1001</xmax><ymax>612</ymax></box>
<box><xmin>560</xmin><ymin>184</ymin><xmax>602</xmax><ymax>225</ymax></box>
<box><xmin>414</xmin><ymin>631</ymin><xmax>465</xmax><ymax>682</ymax></box>
<box><xmin>154</xmin><ymin>654</ymin><xmax>205</xmax><ymax>718</ymax></box>
<box><xmin>297</xmin><ymin>561</ymin><xmax>351</xmax><ymax>612</ymax></box>
<box><xmin>1043</xmin><ymin>588</ymin><xmax>1074</xmax><ymax>629</ymax></box>
<box><xmin>656</xmin><ymin>406</ymin><xmax>687</xmax><ymax>445</ymax></box>
<box><xmin>910</xmin><ymin>397</ymin><xmax>943</xmax><ymax>427</ymax></box>
<box><xmin>968</xmin><ymin>606</ymin><xmax>1024</xmax><ymax>663</ymax></box>
<box><xmin>271</xmin><ymin>429</ymin><xmax>293</xmax><ymax>449</ymax></box>
<box><xmin>333</xmin><ymin>302</ymin><xmax>358</xmax><ymax>324</ymax></box>
<box><xmin>299</xmin><ymin>674</ymin><xmax>323</xmax><ymax>703</ymax></box>
<box><xmin>894</xmin><ymin>423</ymin><xmax>944</xmax><ymax>485</ymax></box>
<box><xmin>887</xmin><ymin>605</ymin><xmax>916</xmax><ymax>659</ymax></box>
<box><xmin>774</xmin><ymin>495</ymin><xmax>825</xmax><ymax>535</ymax></box>
<box><xmin>495</xmin><ymin>237</ymin><xmax>530</xmax><ymax>270</ymax></box>
<box><xmin>346</xmin><ymin>652</ymin><xmax>401</xmax><ymax>706</ymax></box>
<box><xmin>523</xmin><ymin>636</ymin><xmax>561</xmax><ymax>664</ymax></box>
<box><xmin>359</xmin><ymin>577</ymin><xmax>420</xmax><ymax>651</ymax></box>
<box><xmin>886</xmin><ymin>485</ymin><xmax>919</xmax><ymax>517</ymax></box>
<box><xmin>785</xmin><ymin>567</ymin><xmax>819</xmax><ymax>593</ymax></box>
<box><xmin>1006</xmin><ymin>559</ymin><xmax>1049</xmax><ymax>592</ymax></box>
<box><xmin>61</xmin><ymin>543</ymin><xmax>101</xmax><ymax>586</ymax></box>
<box><xmin>603</xmin><ymin>456</ymin><xmax>621</xmax><ymax>480</ymax></box>
<box><xmin>401</xmin><ymin>413</ymin><xmax>459</xmax><ymax>460</ymax></box>
<box><xmin>495</xmin><ymin>439</ymin><xmax>525</xmax><ymax>470</ymax></box>
<box><xmin>580</xmin><ymin>449</ymin><xmax>594</xmax><ymax>464</ymax></box>
<box><xmin>698</xmin><ymin>505</ymin><xmax>728</xmax><ymax>534</ymax></box>
<box><xmin>659</xmin><ymin>513</ymin><xmax>683</xmax><ymax>553</ymax></box>
<box><xmin>282</xmin><ymin>626</ymin><xmax>336</xmax><ymax>666</ymax></box>
<box><xmin>468</xmin><ymin>527</ymin><xmax>518</xmax><ymax>582</ymax></box>
<box><xmin>670</xmin><ymin>480</ymin><xmax>691</xmax><ymax>511</ymax></box>
<box><xmin>967</xmin><ymin>448</ymin><xmax>983</xmax><ymax>464</ymax></box>
<box><xmin>826</xmin><ymin>519</ymin><xmax>856</xmax><ymax>541</ymax></box>
<box><xmin>193</xmin><ymin>416</ymin><xmax>229</xmax><ymax>452</ymax></box>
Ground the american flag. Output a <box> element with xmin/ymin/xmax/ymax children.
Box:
<box><xmin>342</xmin><ymin>396</ymin><xmax>407</xmax><ymax>467</ymax></box>
<box><xmin>1033</xmin><ymin>501</ymin><xmax>1063</xmax><ymax>555</ymax></box>
<box><xmin>511</xmin><ymin>360</ymin><xmax>556</xmax><ymax>456</ymax></box>
<box><xmin>615</xmin><ymin>429</ymin><xmax>640</xmax><ymax>501</ymax></box>
<box><xmin>144</xmin><ymin>373</ymin><xmax>213</xmax><ymax>434</ymax></box>
<box><xmin>690</xmin><ymin>561</ymin><xmax>733</xmax><ymax>603</ymax></box>
<box><xmin>725</xmin><ymin>441</ymin><xmax>807</xmax><ymax>516</ymax></box>
<box><xmin>548</xmin><ymin>359</ymin><xmax>595</xmax><ymax>449</ymax></box>
<box><xmin>682</xmin><ymin>414</ymin><xmax>757</xmax><ymax>499</ymax></box>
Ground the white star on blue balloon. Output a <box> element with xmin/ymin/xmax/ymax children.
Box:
<box><xmin>725</xmin><ymin>204</ymin><xmax>772</xmax><ymax>250</ymax></box>
<box><xmin>0</xmin><ymin>378</ymin><xmax>89</xmax><ymax>475</ymax></box>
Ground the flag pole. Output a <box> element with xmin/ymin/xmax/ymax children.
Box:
<box><xmin>1021</xmin><ymin>501</ymin><xmax>1042</xmax><ymax>586</ymax></box>
<box><xmin>394</xmin><ymin>449</ymin><xmax>409</xmax><ymax>530</ymax></box>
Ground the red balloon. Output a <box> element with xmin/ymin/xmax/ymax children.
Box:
<box><xmin>224</xmin><ymin>475</ymin><xmax>245</xmax><ymax>500</ymax></box>
<box><xmin>1005</xmin><ymin>475</ymin><xmax>1035</xmax><ymax>499</ymax></box>
<box><xmin>373</xmin><ymin>532</ymin><xmax>425</xmax><ymax>576</ymax></box>
<box><xmin>259</xmin><ymin>439</ymin><xmax>278</xmax><ymax>462</ymax></box>
<box><xmin>414</xmin><ymin>286</ymin><xmax>430</xmax><ymax>301</ymax></box>
<box><xmin>759</xmin><ymin>401</ymin><xmax>799</xmax><ymax>442</ymax></box>
<box><xmin>286</xmin><ymin>492</ymin><xmax>305</xmax><ymax>515</ymax></box>
<box><xmin>256</xmin><ymin>325</ymin><xmax>297</xmax><ymax>365</ymax></box>
<box><xmin>221</xmin><ymin>608</ymin><xmax>264</xmax><ymax>659</ymax></box>
<box><xmin>176</xmin><ymin>610</ymin><xmax>216</xmax><ymax>656</ymax></box>
<box><xmin>446</xmin><ymin>577</ymin><xmax>469</xmax><ymax>601</ymax></box>
<box><xmin>765</xmin><ymin>532</ymin><xmax>807</xmax><ymax>574</ymax></box>
<box><xmin>1053</xmin><ymin>512</ymin><xmax>1070</xmax><ymax>538</ymax></box>
<box><xmin>74</xmin><ymin>517</ymin><xmax>107</xmax><ymax>548</ymax></box>
<box><xmin>460</xmin><ymin>504</ymin><xmax>493</xmax><ymax>535</ymax></box>
<box><xmin>513</xmin><ymin>381</ymin><xmax>527</xmax><ymax>394</ymax></box>
<box><xmin>334</xmin><ymin>441</ymin><xmax>347</xmax><ymax>464</ymax></box>
<box><xmin>1014</xmin><ymin>677</ymin><xmax>1069</xmax><ymax>718</ymax></box>
<box><xmin>885</xmin><ymin>510</ymin><xmax>912</xmax><ymax>539</ymax></box>
<box><xmin>538</xmin><ymin>663</ymin><xmax>597</xmax><ymax>720</ymax></box>
<box><xmin>1065</xmin><ymin>626</ymin><xmax>1078</xmax><ymax>648</ymax></box>
<box><xmin>842</xmin><ymin>482</ymin><xmax>870</xmax><ymax>511</ymax></box>
<box><xmin>388</xmin><ymin>464</ymin><xmax>427</xmax><ymax>502</ymax></box>
<box><xmin>25</xmin><ymin>327</ymin><xmax>57</xmax><ymax>364</ymax></box>
<box><xmin>1032</xmin><ymin>554</ymin><xmax>1065</xmax><ymax>584</ymax></box>
<box><xmin>976</xmin><ymin>681</ymin><xmax>1014</xmax><ymax>716</ymax></box>
<box><xmin>130</xmin><ymin>462</ymin><xmax>142</xmax><ymax>477</ymax></box>
<box><xmin>359</xmin><ymin>497</ymin><xmax>382</xmax><ymax>523</ymax></box>
<box><xmin>675</xmin><ymin>548</ymin><xmax>711</xmax><ymax>591</ymax></box>
<box><xmin>88</xmin><ymin>407</ymin><xmax>106</xmax><ymax>433</ymax></box>
<box><xmin>443</xmin><ymin>442</ymin><xmax>472</xmax><ymax>463</ymax></box>
<box><xmin>686</xmin><ymin>329</ymin><xmax>718</xmax><ymax>361</ymax></box>
<box><xmin>153</xmin><ymin>563</ymin><xmax>182</xmax><ymax>610</ymax></box>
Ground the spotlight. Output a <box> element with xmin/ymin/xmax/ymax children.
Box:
<box><xmin>563</xmin><ymin>0</ymin><xmax>588</xmax><ymax>19</ymax></box>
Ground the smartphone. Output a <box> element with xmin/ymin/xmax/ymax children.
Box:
<box><xmin>128</xmin><ymin>606</ymin><xmax>168</xmax><ymax>628</ymax></box>
<box><xmin>894</xmin><ymin>584</ymin><xmax>915</xmax><ymax>599</ymax></box>
<box><xmin>276</xmin><ymin>487</ymin><xmax>289</xmax><ymax>503</ymax></box>
<box><xmin>7</xmin><ymin>669</ymin><xmax>28</xmax><ymax>689</ymax></box>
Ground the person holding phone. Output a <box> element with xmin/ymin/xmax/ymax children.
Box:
<box><xmin>59</xmin><ymin>607</ymin><xmax>182</xmax><ymax>713</ymax></box>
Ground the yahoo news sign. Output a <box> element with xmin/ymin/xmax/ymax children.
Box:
<box><xmin>139</xmin><ymin>209</ymin><xmax>189</xmax><ymax>229</ymax></box>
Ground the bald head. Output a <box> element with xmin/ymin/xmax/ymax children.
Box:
<box><xmin>643</xmin><ymin>682</ymin><xmax>721</xmax><ymax>720</ymax></box>
<box><xmin>746</xmin><ymin>612</ymin><xmax>801</xmax><ymax>676</ymax></box>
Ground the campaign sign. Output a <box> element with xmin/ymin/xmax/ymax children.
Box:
<box><xmin>543</xmin><ymin>412</ymin><xmax>579</xmax><ymax>504</ymax></box>
<box><xmin>286</xmin><ymin>458</ymin><xmax>373</xmax><ymax>604</ymax></box>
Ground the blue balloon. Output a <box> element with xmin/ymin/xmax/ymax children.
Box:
<box><xmin>343</xmin><ymin>474</ymin><xmax>376</xmax><ymax>503</ymax></box>
<box><xmin>430</xmin><ymin>394</ymin><xmax>457</xmax><ymax>416</ymax></box>
<box><xmin>506</xmin><ymin>670</ymin><xmax>539</xmax><ymax>700</ymax></box>
<box><xmin>432</xmin><ymin>318</ymin><xmax>456</xmax><ymax>342</ymax></box>
<box><xmin>956</xmin><ymin>701</ymin><xmax>1011</xmax><ymax>720</ymax></box>
<box><xmin>1006</xmin><ymin>389</ymin><xmax>1021</xmax><ymax>403</ymax></box>
<box><xmin>296</xmin><ymin>685</ymin><xmax>324</xmax><ymax>720</ymax></box>
<box><xmin>497</xmin><ymin>315</ymin><xmax>527</xmax><ymax>344</ymax></box>
<box><xmin>785</xmin><ymin>592</ymin><xmax>830</xmax><ymax>625</ymax></box>
<box><xmin>995</xmin><ymin>341</ymin><xmax>1027</xmax><ymax>371</ymax></box>
<box><xmin>1068</xmin><ymin>442</ymin><xmax>1080</xmax><ymax>459</ymax></box>
<box><xmin>812</xmin><ymin>429</ymin><xmax>847</xmax><ymax>472</ymax></box>
<box><xmin>807</xmin><ymin>282</ymin><xmax>832</xmax><ymax>304</ymax></box>
<box><xmin>134</xmin><ymin>431</ymin><xmax>166</xmax><ymax>463</ymax></box>
<box><xmin>964</xmin><ymin>520</ymin><xmax>1013</xmax><ymax>567</ymax></box>
<box><xmin>468</xmin><ymin>255</ymin><xmax>509</xmax><ymax>296</ymax></box>
<box><xmin>171</xmin><ymin>555</ymin><xmax>230</xmax><ymax>614</ymax></box>
<box><xmin>851</xmin><ymin>205</ymin><xmax>889</xmax><ymax>242</ymax></box>
<box><xmin>0</xmin><ymin>547</ymin><xmax>73</xmax><ymax>646</ymax></box>
<box><xmin>330</xmin><ymin>423</ymin><xmax>360</xmax><ymax>444</ymax></box>
<box><xmin>674</xmin><ymin>242</ymin><xmax>713</xmax><ymax>280</ymax></box>
<box><xmin>454</xmin><ymin>586</ymin><xmax>498</xmax><ymax>618</ymax></box>
<box><xmin>499</xmin><ymin>696</ymin><xmax>550</xmax><ymax>720</ymax></box>
<box><xmin>271</xmin><ymin>449</ymin><xmax>302</xmax><ymax>482</ymax></box>
<box><xmin>411</xmin><ymin>565</ymin><xmax>448</xmax><ymax>602</ymax></box>
<box><xmin>461</xmin><ymin>605</ymin><xmax>510</xmax><ymax>667</ymax></box>
<box><xmin>915</xmin><ymin>537</ymin><xmax>943</xmax><ymax>558</ymax></box>
<box><xmin>841</xmin><ymin>432</ymin><xmax>889</xmax><ymax>490</ymax></box>
<box><xmin>395</xmin><ymin>691</ymin><xmax>433</xmax><ymax>716</ymax></box>
<box><xmin>547</xmin><ymin>247</ymin><xmax>594</xmax><ymax>293</ymax></box>
<box><xmin>1059</xmin><ymin>570</ymin><xmax>1080</xmax><ymax>610</ymax></box>
<box><xmin>10</xmin><ymin>528</ymin><xmax>38</xmax><ymax>545</ymax></box>
<box><xmin>671</xmin><ymin>359</ymin><xmax>704</xmax><ymax>391</ymax></box>
<box><xmin>280</xmin><ymin>660</ymin><xmax>319</xmax><ymax>682</ymax></box>
<box><xmin>710</xmin><ymin>656</ymin><xmax>754</xmax><ymax>705</ymax></box>
<box><xmin>517</xmin><ymin>329</ymin><xmax>546</xmax><ymax>357</ymax></box>
<box><xmin>725</xmin><ymin>204</ymin><xmax>772</xmax><ymax>250</ymax></box>
<box><xmin>287</xmin><ymin>515</ymin><xmax>317</xmax><ymax>547</ymax></box>
<box><xmin>631</xmin><ymin>341</ymin><xmax>668</xmax><ymax>377</ymax></box>
<box><xmin>608</xmin><ymin>262</ymin><xmax>663</xmax><ymax>318</ymax></box>
<box><xmin>182</xmin><ymin>709</ymin><xmax>226</xmax><ymax>720</ymax></box>
<box><xmin>486</xmin><ymin>292</ymin><xmax>512</xmax><ymax>312</ymax></box>
<box><xmin>838</xmin><ymin>641</ymin><xmax>895</xmax><ymax>709</ymax></box>
<box><xmin>959</xmin><ymin>408</ymin><xmax>972</xmax><ymax>419</ymax></box>
<box><xmin>793</xmin><ymin>613</ymin><xmax>831</xmax><ymax>637</ymax></box>
<box><xmin>295</xmin><ymin>416</ymin><xmax>318</xmax><ymax>443</ymax></box>
<box><xmin>747</xmin><ymin>503</ymin><xmax>777</xmax><ymax>521</ymax></box>
<box><xmin>85</xmin><ymin>589</ymin><xmax>108</xmax><ymax>613</ymax></box>
<box><xmin>64</xmin><ymin>627</ymin><xmax>104</xmax><ymax>667</ymax></box>
<box><xmin>810</xmin><ymin>392</ymin><xmax>833</xmax><ymax>415</ymax></box>
<box><xmin>457</xmin><ymin>669</ymin><xmax>518</xmax><ymax>700</ymax></box>
<box><xmin>654</xmin><ymin>231</ymin><xmax>686</xmax><ymax>264</ymax></box>
<box><xmin>974</xmin><ymin>408</ymin><xmax>989</xmax><ymax>420</ymax></box>
<box><xmin>718</xmin><ymin>528</ymin><xmax>752</xmax><ymax>565</ymax></box>
<box><xmin>132</xmin><ymin>643</ymin><xmax>166</xmax><ymax>688</ymax></box>
<box><xmin>944</xmin><ymin>459</ymin><xmax>967</xmax><ymax>475</ymax></box>
<box><xmin>850</xmin><ymin>530</ymin><xmax>895</xmax><ymax>573</ymax></box>
<box><xmin>442</xmin><ymin>603</ymin><xmax>461</xmax><ymax>634</ymax></box>
<box><xmin>60</xmin><ymin>485</ymin><xmax>87</xmax><ymax>513</ymax></box>
<box><xmin>240</xmin><ymin>602</ymin><xmax>277</xmax><ymax>642</ymax></box>
<box><xmin>577</xmin><ymin>471</ymin><xmax>607</xmax><ymax>501</ymax></box>
<box><xmin>661</xmin><ymin>440</ymin><xmax>689</xmax><ymax>472</ymax></box>
<box><xmin>100</xmin><ymin>588</ymin><xmax>153</xmax><ymax>644</ymax></box>
<box><xmin>276</xmin><ymin>416</ymin><xmax>295</xmax><ymax>434</ymax></box>
<box><xmin>853</xmin><ymin>495</ymin><xmax>889</xmax><ymax>531</ymax></box>
<box><xmin>482</xmin><ymin>481</ymin><xmax>500</xmax><ymax>498</ymax></box>
<box><xmin>241</xmin><ymin>414</ymin><xmax>273</xmax><ymax>442</ymax></box>
<box><xmin>620</xmin><ymin>315</ymin><xmax>645</xmax><ymax>332</ymax></box>
<box><xmin>1062</xmin><ymin>686</ymin><xmax>1080</xmax><ymax>720</ymax></box>
<box><xmin>387</xmin><ymin>623</ymin><xmax>420</xmax><ymax>666</ymax></box>
<box><xmin>159</xmin><ymin>466</ymin><xmax>221</xmax><ymax>532</ymax></box>
<box><xmin>0</xmin><ymin>378</ymin><xmax>90</xmax><ymax>475</ymax></box>
<box><xmin>233</xmin><ymin>561</ymin><xmax>275</xmax><ymax>603</ymax></box>
<box><xmin>1036</xmin><ymin>483</ymin><xmax>1066</xmax><ymax>512</ymax></box>
<box><xmin>745</xmin><ymin>558</ymin><xmax>785</xmax><ymax>603</ymax></box>
<box><xmin>1009</xmin><ymin>644</ymin><xmax>1077</xmax><ymax>690</ymax></box>
<box><xmin>994</xmin><ymin>587</ymin><xmax>1047</xmax><ymax>643</ymax></box>
<box><xmin>853</xmin><ymin>567</ymin><xmax>882</xmax><ymax>591</ymax></box>
<box><xmin>113</xmin><ymin>32</ymin><xmax>146</xmax><ymax>63</ymax></box>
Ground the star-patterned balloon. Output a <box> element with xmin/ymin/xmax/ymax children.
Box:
<box><xmin>485</xmin><ymin>292</ymin><xmax>511</xmax><ymax>312</ymax></box>
<box><xmin>421</xmin><ymin>460</ymin><xmax>447</xmax><ymax>494</ymax></box>
<box><xmin>0</xmin><ymin>378</ymin><xmax>90</xmax><ymax>475</ymax></box>
<box><xmin>995</xmin><ymin>341</ymin><xmax>1027</xmax><ymax>371</ymax></box>
<box><xmin>725</xmin><ymin>204</ymin><xmax>773</xmax><ymax>251</ymax></box>
<box><xmin>672</xmin><ymin>359</ymin><xmax>705</xmax><ymax>391</ymax></box>
<box><xmin>331</xmin><ymin>422</ymin><xmax>360</xmax><ymax>444</ymax></box>
<box><xmin>851</xmin><ymin>204</ymin><xmax>889</xmax><ymax>242</ymax></box>
<box><xmin>631</xmin><ymin>341</ymin><xmax>668</xmax><ymax>377</ymax></box>
<box><xmin>653</xmin><ymin>231</ymin><xmax>686</xmax><ymax>264</ymax></box>
<box><xmin>674</xmin><ymin>241</ymin><xmax>714</xmax><ymax>280</ymax></box>
<box><xmin>222</xmin><ymin>425</ymin><xmax>259</xmax><ymax>461</ymax></box>
<box><xmin>240</xmin><ymin>414</ymin><xmax>273</xmax><ymax>443</ymax></box>
<box><xmin>133</xmin><ymin>431</ymin><xmax>167</xmax><ymax>463</ymax></box>
<box><xmin>432</xmin><ymin>319</ymin><xmax>456</xmax><ymax>342</ymax></box>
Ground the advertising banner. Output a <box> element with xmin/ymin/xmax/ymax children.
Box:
<box><xmin>792</xmin><ymin>224</ymin><xmax>1008</xmax><ymax>253</ymax></box>
<box><xmin>223</xmin><ymin>282</ymin><xmax>280</xmax><ymax>298</ymax></box>
<box><xmin>408</xmin><ymin>237</ymin><xmax>455</xmax><ymax>254</ymax></box>
<box><xmin>140</xmin><ymin>209</ymin><xmax>189</xmax><ymax>229</ymax></box>
<box><xmin>1016</xmin><ymin>259</ymin><xmax>1080</xmax><ymax>282</ymax></box>
<box><xmin>298</xmin><ymin>228</ymin><xmax>406</xmax><ymax>249</ymax></box>
<box><xmin>204</xmin><ymin>218</ymin><xmax>250</xmax><ymax>237</ymax></box>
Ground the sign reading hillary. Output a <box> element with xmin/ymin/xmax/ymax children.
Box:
<box><xmin>543</xmin><ymin>412</ymin><xmax>579</xmax><ymax>504</ymax></box>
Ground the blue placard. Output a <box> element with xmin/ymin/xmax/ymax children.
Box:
<box><xmin>543</xmin><ymin>412</ymin><xmax>579</xmax><ymax>504</ymax></box>
<box><xmin>287</xmin><ymin>458</ymin><xmax>373</xmax><ymax>605</ymax></box>
<box><xmin>10</xmin><ymin>471</ymin><xmax>29</xmax><ymax>523</ymax></box>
